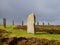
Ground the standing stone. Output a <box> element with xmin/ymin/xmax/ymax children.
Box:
<box><xmin>43</xmin><ymin>22</ymin><xmax>44</xmax><ymax>26</ymax></box>
<box><xmin>37</xmin><ymin>22</ymin><xmax>39</xmax><ymax>25</ymax></box>
<box><xmin>22</xmin><ymin>20</ymin><xmax>24</xmax><ymax>26</ymax></box>
<box><xmin>27</xmin><ymin>13</ymin><xmax>36</xmax><ymax>34</ymax></box>
<box><xmin>12</xmin><ymin>20</ymin><xmax>14</xmax><ymax>26</ymax></box>
<box><xmin>3</xmin><ymin>18</ymin><xmax>6</xmax><ymax>28</ymax></box>
<box><xmin>48</xmin><ymin>22</ymin><xmax>50</xmax><ymax>25</ymax></box>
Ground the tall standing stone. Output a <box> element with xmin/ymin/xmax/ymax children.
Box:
<box><xmin>27</xmin><ymin>13</ymin><xmax>36</xmax><ymax>34</ymax></box>
<box><xmin>3</xmin><ymin>18</ymin><xmax>6</xmax><ymax>28</ymax></box>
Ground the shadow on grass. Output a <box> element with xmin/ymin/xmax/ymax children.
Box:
<box><xmin>35</xmin><ymin>32</ymin><xmax>60</xmax><ymax>36</ymax></box>
<box><xmin>35</xmin><ymin>32</ymin><xmax>49</xmax><ymax>35</ymax></box>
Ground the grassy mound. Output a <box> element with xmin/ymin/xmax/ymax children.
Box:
<box><xmin>0</xmin><ymin>25</ymin><xmax>60</xmax><ymax>40</ymax></box>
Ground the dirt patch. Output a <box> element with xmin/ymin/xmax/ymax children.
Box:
<box><xmin>0</xmin><ymin>29</ymin><xmax>8</xmax><ymax>33</ymax></box>
<box><xmin>0</xmin><ymin>37</ymin><xmax>60</xmax><ymax>45</ymax></box>
<box><xmin>13</xmin><ymin>25</ymin><xmax>27</xmax><ymax>30</ymax></box>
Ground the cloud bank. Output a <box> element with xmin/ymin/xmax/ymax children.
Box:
<box><xmin>0</xmin><ymin>0</ymin><xmax>60</xmax><ymax>25</ymax></box>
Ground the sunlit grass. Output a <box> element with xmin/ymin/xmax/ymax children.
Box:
<box><xmin>0</xmin><ymin>25</ymin><xmax>60</xmax><ymax>40</ymax></box>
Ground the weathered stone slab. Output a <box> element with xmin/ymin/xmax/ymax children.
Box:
<box><xmin>27</xmin><ymin>13</ymin><xmax>36</xmax><ymax>34</ymax></box>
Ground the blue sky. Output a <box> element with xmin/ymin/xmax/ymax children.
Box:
<box><xmin>0</xmin><ymin>0</ymin><xmax>60</xmax><ymax>25</ymax></box>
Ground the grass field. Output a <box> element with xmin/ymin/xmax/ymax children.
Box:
<box><xmin>0</xmin><ymin>25</ymin><xmax>60</xmax><ymax>40</ymax></box>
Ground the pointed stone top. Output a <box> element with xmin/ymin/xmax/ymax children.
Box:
<box><xmin>29</xmin><ymin>13</ymin><xmax>35</xmax><ymax>16</ymax></box>
<box><xmin>28</xmin><ymin>13</ymin><xmax>35</xmax><ymax>18</ymax></box>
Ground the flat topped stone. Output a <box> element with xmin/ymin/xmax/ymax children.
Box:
<box><xmin>27</xmin><ymin>13</ymin><xmax>36</xmax><ymax>34</ymax></box>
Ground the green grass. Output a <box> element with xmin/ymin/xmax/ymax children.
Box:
<box><xmin>0</xmin><ymin>25</ymin><xmax>60</xmax><ymax>40</ymax></box>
